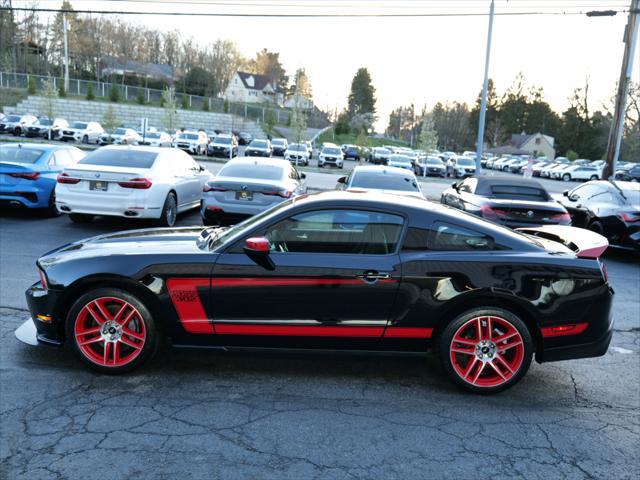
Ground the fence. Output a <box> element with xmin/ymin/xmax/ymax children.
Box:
<box><xmin>0</xmin><ymin>71</ymin><xmax>298</xmax><ymax>127</ymax></box>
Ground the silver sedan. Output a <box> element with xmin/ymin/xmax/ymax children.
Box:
<box><xmin>201</xmin><ymin>157</ymin><xmax>307</xmax><ymax>225</ymax></box>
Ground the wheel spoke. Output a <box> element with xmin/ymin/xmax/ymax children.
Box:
<box><xmin>498</xmin><ymin>340</ymin><xmax>523</xmax><ymax>354</ymax></box>
<box><xmin>476</xmin><ymin>318</ymin><xmax>483</xmax><ymax>340</ymax></box>
<box><xmin>112</xmin><ymin>342</ymin><xmax>120</xmax><ymax>366</ymax></box>
<box><xmin>451</xmin><ymin>346</ymin><xmax>475</xmax><ymax>355</ymax></box>
<box><xmin>462</xmin><ymin>356</ymin><xmax>478</xmax><ymax>379</ymax></box>
<box><xmin>472</xmin><ymin>362</ymin><xmax>486</xmax><ymax>384</ymax></box>
<box><xmin>494</xmin><ymin>331</ymin><xmax>518</xmax><ymax>344</ymax></box>
<box><xmin>103</xmin><ymin>342</ymin><xmax>111</xmax><ymax>365</ymax></box>
<box><xmin>120</xmin><ymin>335</ymin><xmax>143</xmax><ymax>350</ymax></box>
<box><xmin>488</xmin><ymin>360</ymin><xmax>508</xmax><ymax>380</ymax></box>
<box><xmin>495</xmin><ymin>353</ymin><xmax>515</xmax><ymax>374</ymax></box>
<box><xmin>111</xmin><ymin>303</ymin><xmax>128</xmax><ymax>324</ymax></box>
<box><xmin>78</xmin><ymin>335</ymin><xmax>103</xmax><ymax>347</ymax></box>
<box><xmin>452</xmin><ymin>335</ymin><xmax>477</xmax><ymax>346</ymax></box>
<box><xmin>76</xmin><ymin>325</ymin><xmax>101</xmax><ymax>336</ymax></box>
<box><xmin>122</xmin><ymin>327</ymin><xmax>145</xmax><ymax>341</ymax></box>
<box><xmin>486</xmin><ymin>316</ymin><xmax>493</xmax><ymax>340</ymax></box>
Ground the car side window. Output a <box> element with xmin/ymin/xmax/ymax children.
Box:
<box><xmin>264</xmin><ymin>209</ymin><xmax>404</xmax><ymax>255</ymax></box>
<box><xmin>430</xmin><ymin>222</ymin><xmax>496</xmax><ymax>251</ymax></box>
<box><xmin>51</xmin><ymin>150</ymin><xmax>73</xmax><ymax>167</ymax></box>
<box><xmin>569</xmin><ymin>184</ymin><xmax>604</xmax><ymax>200</ymax></box>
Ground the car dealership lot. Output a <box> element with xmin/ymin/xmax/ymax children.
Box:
<box><xmin>1</xmin><ymin>185</ymin><xmax>639</xmax><ymax>478</ymax></box>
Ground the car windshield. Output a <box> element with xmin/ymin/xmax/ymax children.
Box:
<box><xmin>272</xmin><ymin>139</ymin><xmax>286</xmax><ymax>146</ymax></box>
<box><xmin>71</xmin><ymin>122</ymin><xmax>88</xmax><ymax>129</ymax></box>
<box><xmin>214</xmin><ymin>137</ymin><xmax>232</xmax><ymax>144</ymax></box>
<box><xmin>37</xmin><ymin>119</ymin><xmax>53</xmax><ymax>126</ymax></box>
<box><xmin>488</xmin><ymin>185</ymin><xmax>550</xmax><ymax>201</ymax></box>
<box><xmin>114</xmin><ymin>128</ymin><xmax>127</xmax><ymax>135</ymax></box>
<box><xmin>178</xmin><ymin>133</ymin><xmax>199</xmax><ymax>140</ymax></box>
<box><xmin>457</xmin><ymin>158</ymin><xmax>475</xmax><ymax>166</ymax></box>
<box><xmin>426</xmin><ymin>157</ymin><xmax>443</xmax><ymax>165</ymax></box>
<box><xmin>6</xmin><ymin>115</ymin><xmax>21</xmax><ymax>122</ymax></box>
<box><xmin>250</xmin><ymin>140</ymin><xmax>268</xmax><ymax>148</ymax></box>
<box><xmin>0</xmin><ymin>146</ymin><xmax>46</xmax><ymax>164</ymax></box>
<box><xmin>79</xmin><ymin>149</ymin><xmax>158</xmax><ymax>168</ymax></box>
<box><xmin>146</xmin><ymin>133</ymin><xmax>161</xmax><ymax>139</ymax></box>
<box><xmin>389</xmin><ymin>155</ymin><xmax>412</xmax><ymax>164</ymax></box>
<box><xmin>219</xmin><ymin>163</ymin><xmax>284</xmax><ymax>180</ymax></box>
<box><xmin>323</xmin><ymin>148</ymin><xmax>342</xmax><ymax>155</ymax></box>
<box><xmin>289</xmin><ymin>144</ymin><xmax>305</xmax><ymax>151</ymax></box>
<box><xmin>351</xmin><ymin>171</ymin><xmax>419</xmax><ymax>191</ymax></box>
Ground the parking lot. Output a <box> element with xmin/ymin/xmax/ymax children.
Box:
<box><xmin>1</xmin><ymin>150</ymin><xmax>639</xmax><ymax>479</ymax></box>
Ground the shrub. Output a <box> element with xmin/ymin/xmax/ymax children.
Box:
<box><xmin>181</xmin><ymin>94</ymin><xmax>189</xmax><ymax>110</ymax></box>
<box><xmin>109</xmin><ymin>84</ymin><xmax>120</xmax><ymax>103</ymax></box>
<box><xmin>223</xmin><ymin>99</ymin><xmax>230</xmax><ymax>113</ymax></box>
<box><xmin>86</xmin><ymin>83</ymin><xmax>95</xmax><ymax>101</ymax></box>
<box><xmin>202</xmin><ymin>98</ymin><xmax>209</xmax><ymax>111</ymax></box>
<box><xmin>566</xmin><ymin>149</ymin><xmax>579</xmax><ymax>161</ymax></box>
<box><xmin>136</xmin><ymin>88</ymin><xmax>146</xmax><ymax>105</ymax></box>
<box><xmin>58</xmin><ymin>81</ymin><xmax>66</xmax><ymax>98</ymax></box>
<box><xmin>27</xmin><ymin>76</ymin><xmax>37</xmax><ymax>94</ymax></box>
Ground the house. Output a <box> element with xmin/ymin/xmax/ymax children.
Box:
<box><xmin>508</xmin><ymin>132</ymin><xmax>555</xmax><ymax>159</ymax></box>
<box><xmin>224</xmin><ymin>71</ymin><xmax>284</xmax><ymax>106</ymax></box>
<box><xmin>100</xmin><ymin>56</ymin><xmax>176</xmax><ymax>82</ymax></box>
<box><xmin>284</xmin><ymin>93</ymin><xmax>313</xmax><ymax>110</ymax></box>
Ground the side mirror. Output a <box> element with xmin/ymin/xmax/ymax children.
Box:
<box><xmin>337</xmin><ymin>176</ymin><xmax>347</xmax><ymax>184</ymax></box>
<box><xmin>199</xmin><ymin>165</ymin><xmax>206</xmax><ymax>172</ymax></box>
<box><xmin>562</xmin><ymin>190</ymin><xmax>569</xmax><ymax>197</ymax></box>
<box><xmin>244</xmin><ymin>236</ymin><xmax>275</xmax><ymax>270</ymax></box>
<box><xmin>451</xmin><ymin>182</ymin><xmax>458</xmax><ymax>189</ymax></box>
<box><xmin>300</xmin><ymin>172</ymin><xmax>306</xmax><ymax>179</ymax></box>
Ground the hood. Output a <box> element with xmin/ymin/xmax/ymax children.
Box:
<box><xmin>38</xmin><ymin>226</ymin><xmax>214</xmax><ymax>271</ymax></box>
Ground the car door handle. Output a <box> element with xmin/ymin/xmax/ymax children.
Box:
<box><xmin>356</xmin><ymin>271</ymin><xmax>392</xmax><ymax>282</ymax></box>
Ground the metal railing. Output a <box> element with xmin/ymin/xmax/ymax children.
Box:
<box><xmin>0</xmin><ymin>71</ymin><xmax>297</xmax><ymax>126</ymax></box>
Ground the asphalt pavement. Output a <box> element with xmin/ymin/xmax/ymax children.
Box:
<box><xmin>1</xmin><ymin>148</ymin><xmax>639</xmax><ymax>479</ymax></box>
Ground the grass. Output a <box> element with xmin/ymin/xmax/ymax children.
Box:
<box><xmin>316</xmin><ymin>129</ymin><xmax>410</xmax><ymax>148</ymax></box>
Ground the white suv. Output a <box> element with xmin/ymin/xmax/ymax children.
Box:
<box><xmin>318</xmin><ymin>146</ymin><xmax>344</xmax><ymax>169</ymax></box>
<box><xmin>173</xmin><ymin>130</ymin><xmax>208</xmax><ymax>155</ymax></box>
<box><xmin>60</xmin><ymin>121</ymin><xmax>105</xmax><ymax>144</ymax></box>
<box><xmin>285</xmin><ymin>143</ymin><xmax>310</xmax><ymax>166</ymax></box>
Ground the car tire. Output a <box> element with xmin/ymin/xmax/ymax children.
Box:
<box><xmin>13</xmin><ymin>127</ymin><xmax>21</xmax><ymax>136</ymax></box>
<box><xmin>436</xmin><ymin>307</ymin><xmax>534</xmax><ymax>394</ymax></box>
<box><xmin>46</xmin><ymin>190</ymin><xmax>60</xmax><ymax>217</ymax></box>
<box><xmin>590</xmin><ymin>175</ymin><xmax>598</xmax><ymax>181</ymax></box>
<box><xmin>82</xmin><ymin>135</ymin><xmax>89</xmax><ymax>144</ymax></box>
<box><xmin>318</xmin><ymin>164</ymin><xmax>323</xmax><ymax>168</ymax></box>
<box><xmin>69</xmin><ymin>213</ymin><xmax>94</xmax><ymax>223</ymax></box>
<box><xmin>562</xmin><ymin>174</ymin><xmax>571</xmax><ymax>182</ymax></box>
<box><xmin>66</xmin><ymin>288</ymin><xmax>158</xmax><ymax>374</ymax></box>
<box><xmin>588</xmin><ymin>221</ymin><xmax>604</xmax><ymax>235</ymax></box>
<box><xmin>158</xmin><ymin>192</ymin><xmax>177</xmax><ymax>227</ymax></box>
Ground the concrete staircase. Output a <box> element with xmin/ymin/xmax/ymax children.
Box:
<box><xmin>4</xmin><ymin>96</ymin><xmax>265</xmax><ymax>137</ymax></box>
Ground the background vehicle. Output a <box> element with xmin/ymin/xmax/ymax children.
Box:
<box><xmin>387</xmin><ymin>154</ymin><xmax>413</xmax><ymax>171</ymax></box>
<box><xmin>557</xmin><ymin>180</ymin><xmax>640</xmax><ymax>251</ymax></box>
<box><xmin>18</xmin><ymin>190</ymin><xmax>612</xmax><ymax>394</ymax></box>
<box><xmin>304</xmin><ymin>141</ymin><xmax>313</xmax><ymax>159</ymax></box>
<box><xmin>446</xmin><ymin>156</ymin><xmax>476</xmax><ymax>178</ymax></box>
<box><xmin>0</xmin><ymin>114</ymin><xmax>38</xmax><ymax>136</ymax></box>
<box><xmin>201</xmin><ymin>157</ymin><xmax>307</xmax><ymax>225</ymax></box>
<box><xmin>245</xmin><ymin>139</ymin><xmax>272</xmax><ymax>157</ymax></box>
<box><xmin>560</xmin><ymin>165</ymin><xmax>602</xmax><ymax>182</ymax></box>
<box><xmin>236</xmin><ymin>131</ymin><xmax>253</xmax><ymax>145</ymax></box>
<box><xmin>284</xmin><ymin>143</ymin><xmax>310</xmax><ymax>166</ymax></box>
<box><xmin>441</xmin><ymin>176</ymin><xmax>570</xmax><ymax>227</ymax></box>
<box><xmin>318</xmin><ymin>146</ymin><xmax>344</xmax><ymax>168</ymax></box>
<box><xmin>370</xmin><ymin>147</ymin><xmax>391</xmax><ymax>165</ymax></box>
<box><xmin>414</xmin><ymin>156</ymin><xmax>446</xmax><ymax>177</ymax></box>
<box><xmin>139</xmin><ymin>131</ymin><xmax>173</xmax><ymax>147</ymax></box>
<box><xmin>60</xmin><ymin>121</ymin><xmax>104</xmax><ymax>144</ymax></box>
<box><xmin>173</xmin><ymin>130</ymin><xmax>208</xmax><ymax>155</ymax></box>
<box><xmin>614</xmin><ymin>164</ymin><xmax>640</xmax><ymax>182</ymax></box>
<box><xmin>343</xmin><ymin>145</ymin><xmax>361</xmax><ymax>160</ymax></box>
<box><xmin>24</xmin><ymin>117</ymin><xmax>69</xmax><ymax>139</ymax></box>
<box><xmin>0</xmin><ymin>143</ymin><xmax>85</xmax><ymax>214</ymax></box>
<box><xmin>207</xmin><ymin>134</ymin><xmax>238</xmax><ymax>158</ymax></box>
<box><xmin>337</xmin><ymin>165</ymin><xmax>424</xmax><ymax>198</ymax></box>
<box><xmin>100</xmin><ymin>128</ymin><xmax>142</xmax><ymax>145</ymax></box>
<box><xmin>55</xmin><ymin>146</ymin><xmax>210</xmax><ymax>226</ymax></box>
<box><xmin>271</xmin><ymin>138</ymin><xmax>288</xmax><ymax>156</ymax></box>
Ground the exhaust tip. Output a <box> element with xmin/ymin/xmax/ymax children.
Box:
<box><xmin>59</xmin><ymin>206</ymin><xmax>71</xmax><ymax>212</ymax></box>
<box><xmin>124</xmin><ymin>210</ymin><xmax>139</xmax><ymax>217</ymax></box>
<box><xmin>9</xmin><ymin>200</ymin><xmax>22</xmax><ymax>208</ymax></box>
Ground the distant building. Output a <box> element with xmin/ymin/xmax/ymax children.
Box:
<box><xmin>100</xmin><ymin>56</ymin><xmax>176</xmax><ymax>82</ymax></box>
<box><xmin>224</xmin><ymin>71</ymin><xmax>284</xmax><ymax>106</ymax></box>
<box><xmin>489</xmin><ymin>132</ymin><xmax>555</xmax><ymax>159</ymax></box>
<box><xmin>284</xmin><ymin>93</ymin><xmax>313</xmax><ymax>110</ymax></box>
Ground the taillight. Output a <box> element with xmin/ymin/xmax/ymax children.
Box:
<box><xmin>57</xmin><ymin>172</ymin><xmax>80</xmax><ymax>184</ymax></box>
<box><xmin>551</xmin><ymin>212</ymin><xmax>572</xmax><ymax>224</ymax></box>
<box><xmin>263</xmin><ymin>190</ymin><xmax>292</xmax><ymax>198</ymax></box>
<box><xmin>203</xmin><ymin>185</ymin><xmax>228</xmax><ymax>192</ymax></box>
<box><xmin>480</xmin><ymin>204</ymin><xmax>508</xmax><ymax>220</ymax></box>
<box><xmin>117</xmin><ymin>178</ymin><xmax>152</xmax><ymax>189</ymax></box>
<box><xmin>9</xmin><ymin>172</ymin><xmax>40</xmax><ymax>180</ymax></box>
<box><xmin>617</xmin><ymin>212</ymin><xmax>640</xmax><ymax>223</ymax></box>
<box><xmin>38</xmin><ymin>269</ymin><xmax>48</xmax><ymax>290</ymax></box>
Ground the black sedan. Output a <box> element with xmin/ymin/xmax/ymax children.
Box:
<box><xmin>558</xmin><ymin>180</ymin><xmax>640</xmax><ymax>251</ymax></box>
<box><xmin>16</xmin><ymin>191</ymin><xmax>612</xmax><ymax>393</ymax></box>
<box><xmin>614</xmin><ymin>164</ymin><xmax>640</xmax><ymax>182</ymax></box>
<box><xmin>441</xmin><ymin>177</ymin><xmax>571</xmax><ymax>228</ymax></box>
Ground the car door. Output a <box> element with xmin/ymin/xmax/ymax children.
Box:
<box><xmin>173</xmin><ymin>153</ymin><xmax>201</xmax><ymax>207</ymax></box>
<box><xmin>209</xmin><ymin>208</ymin><xmax>405</xmax><ymax>349</ymax></box>
<box><xmin>561</xmin><ymin>183</ymin><xmax>609</xmax><ymax>227</ymax></box>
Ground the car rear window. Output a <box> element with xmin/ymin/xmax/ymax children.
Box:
<box><xmin>272</xmin><ymin>139</ymin><xmax>286</xmax><ymax>145</ymax></box>
<box><xmin>351</xmin><ymin>172</ymin><xmax>419</xmax><ymax>191</ymax></box>
<box><xmin>214</xmin><ymin>136</ymin><xmax>232</xmax><ymax>144</ymax></box>
<box><xmin>78</xmin><ymin>149</ymin><xmax>158</xmax><ymax>168</ymax></box>
<box><xmin>219</xmin><ymin>163</ymin><xmax>283</xmax><ymax>180</ymax></box>
<box><xmin>0</xmin><ymin>146</ymin><xmax>46</xmax><ymax>164</ymax></box>
<box><xmin>71</xmin><ymin>122</ymin><xmax>88</xmax><ymax>129</ymax></box>
<box><xmin>178</xmin><ymin>133</ymin><xmax>199</xmax><ymax>140</ymax></box>
<box><xmin>250</xmin><ymin>140</ymin><xmax>268</xmax><ymax>148</ymax></box>
<box><xmin>488</xmin><ymin>185</ymin><xmax>550</xmax><ymax>201</ymax></box>
<box><xmin>323</xmin><ymin>148</ymin><xmax>342</xmax><ymax>155</ymax></box>
<box><xmin>6</xmin><ymin>115</ymin><xmax>21</xmax><ymax>122</ymax></box>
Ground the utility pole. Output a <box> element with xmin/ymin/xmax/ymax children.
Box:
<box><xmin>63</xmin><ymin>14</ymin><xmax>70</xmax><ymax>92</ymax></box>
<box><xmin>475</xmin><ymin>0</ymin><xmax>495</xmax><ymax>175</ymax></box>
<box><xmin>602</xmin><ymin>0</ymin><xmax>639</xmax><ymax>179</ymax></box>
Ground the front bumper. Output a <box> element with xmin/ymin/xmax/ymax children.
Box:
<box><xmin>21</xmin><ymin>281</ymin><xmax>64</xmax><ymax>346</ymax></box>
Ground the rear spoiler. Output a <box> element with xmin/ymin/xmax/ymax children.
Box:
<box><xmin>516</xmin><ymin>225</ymin><xmax>609</xmax><ymax>259</ymax></box>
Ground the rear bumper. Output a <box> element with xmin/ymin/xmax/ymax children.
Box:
<box><xmin>537</xmin><ymin>319</ymin><xmax>613</xmax><ymax>363</ymax></box>
<box><xmin>0</xmin><ymin>184</ymin><xmax>51</xmax><ymax>208</ymax></box>
<box><xmin>56</xmin><ymin>189</ymin><xmax>161</xmax><ymax>219</ymax></box>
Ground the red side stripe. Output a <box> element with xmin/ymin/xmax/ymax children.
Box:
<box><xmin>212</xmin><ymin>277</ymin><xmax>395</xmax><ymax>287</ymax></box>
<box><xmin>166</xmin><ymin>278</ymin><xmax>214</xmax><ymax>334</ymax></box>
<box><xmin>540</xmin><ymin>322</ymin><xmax>588</xmax><ymax>338</ymax></box>
<box><xmin>383</xmin><ymin>327</ymin><xmax>433</xmax><ymax>339</ymax></box>
<box><xmin>215</xmin><ymin>324</ymin><xmax>385</xmax><ymax>337</ymax></box>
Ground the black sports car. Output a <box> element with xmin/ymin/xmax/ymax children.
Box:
<box><xmin>558</xmin><ymin>180</ymin><xmax>640</xmax><ymax>251</ymax></box>
<box><xmin>16</xmin><ymin>191</ymin><xmax>613</xmax><ymax>393</ymax></box>
<box><xmin>614</xmin><ymin>164</ymin><xmax>640</xmax><ymax>182</ymax></box>
<box><xmin>441</xmin><ymin>176</ymin><xmax>571</xmax><ymax>228</ymax></box>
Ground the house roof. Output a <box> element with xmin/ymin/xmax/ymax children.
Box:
<box><xmin>237</xmin><ymin>71</ymin><xmax>275</xmax><ymax>91</ymax></box>
<box><xmin>510</xmin><ymin>132</ymin><xmax>555</xmax><ymax>148</ymax></box>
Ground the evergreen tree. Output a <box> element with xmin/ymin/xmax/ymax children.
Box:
<box><xmin>348</xmin><ymin>68</ymin><xmax>376</xmax><ymax>118</ymax></box>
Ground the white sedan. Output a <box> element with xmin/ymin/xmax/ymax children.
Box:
<box><xmin>336</xmin><ymin>165</ymin><xmax>425</xmax><ymax>199</ymax></box>
<box><xmin>55</xmin><ymin>146</ymin><xmax>211</xmax><ymax>226</ymax></box>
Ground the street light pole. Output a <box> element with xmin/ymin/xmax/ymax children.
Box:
<box><xmin>63</xmin><ymin>14</ymin><xmax>69</xmax><ymax>92</ymax></box>
<box><xmin>603</xmin><ymin>0</ymin><xmax>639</xmax><ymax>179</ymax></box>
<box><xmin>475</xmin><ymin>0</ymin><xmax>495</xmax><ymax>175</ymax></box>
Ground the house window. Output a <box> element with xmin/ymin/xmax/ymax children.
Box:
<box><xmin>535</xmin><ymin>138</ymin><xmax>541</xmax><ymax>145</ymax></box>
<box><xmin>249</xmin><ymin>91</ymin><xmax>258</xmax><ymax>97</ymax></box>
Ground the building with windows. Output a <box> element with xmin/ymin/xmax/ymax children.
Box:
<box><xmin>223</xmin><ymin>71</ymin><xmax>284</xmax><ymax>106</ymax></box>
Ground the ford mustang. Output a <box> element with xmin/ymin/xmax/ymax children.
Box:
<box><xmin>16</xmin><ymin>191</ymin><xmax>613</xmax><ymax>393</ymax></box>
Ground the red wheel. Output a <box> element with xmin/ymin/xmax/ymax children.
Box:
<box><xmin>437</xmin><ymin>308</ymin><xmax>533</xmax><ymax>393</ymax></box>
<box><xmin>67</xmin><ymin>289</ymin><xmax>157</xmax><ymax>373</ymax></box>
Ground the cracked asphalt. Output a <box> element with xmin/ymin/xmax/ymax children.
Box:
<box><xmin>1</xmin><ymin>206</ymin><xmax>639</xmax><ymax>479</ymax></box>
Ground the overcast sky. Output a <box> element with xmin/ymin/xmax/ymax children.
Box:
<box><xmin>20</xmin><ymin>1</ymin><xmax>640</xmax><ymax>131</ymax></box>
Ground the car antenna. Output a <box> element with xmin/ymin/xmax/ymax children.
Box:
<box><xmin>608</xmin><ymin>178</ymin><xmax>627</xmax><ymax>200</ymax></box>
